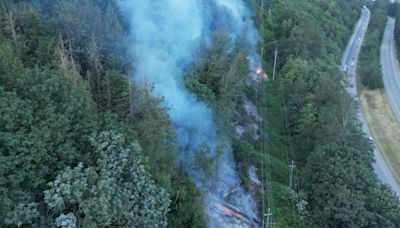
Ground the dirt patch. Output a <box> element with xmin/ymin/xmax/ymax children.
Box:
<box><xmin>360</xmin><ymin>89</ymin><xmax>400</xmax><ymax>183</ymax></box>
<box><xmin>363</xmin><ymin>92</ymin><xmax>376</xmax><ymax>109</ymax></box>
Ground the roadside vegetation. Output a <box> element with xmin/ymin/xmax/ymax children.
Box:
<box><xmin>250</xmin><ymin>0</ymin><xmax>400</xmax><ymax>226</ymax></box>
<box><xmin>358</xmin><ymin>0</ymin><xmax>386</xmax><ymax>89</ymax></box>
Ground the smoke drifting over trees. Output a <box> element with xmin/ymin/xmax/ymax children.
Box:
<box><xmin>119</xmin><ymin>0</ymin><xmax>261</xmax><ymax>226</ymax></box>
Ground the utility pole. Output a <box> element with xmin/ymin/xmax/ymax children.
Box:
<box><xmin>289</xmin><ymin>160</ymin><xmax>296</xmax><ymax>188</ymax></box>
<box><xmin>272</xmin><ymin>49</ymin><xmax>278</xmax><ymax>80</ymax></box>
<box><xmin>264</xmin><ymin>208</ymin><xmax>272</xmax><ymax>228</ymax></box>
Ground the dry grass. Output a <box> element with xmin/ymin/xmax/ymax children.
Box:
<box><xmin>360</xmin><ymin>89</ymin><xmax>400</xmax><ymax>183</ymax></box>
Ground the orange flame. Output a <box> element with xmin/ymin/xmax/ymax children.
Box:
<box><xmin>255</xmin><ymin>67</ymin><xmax>269</xmax><ymax>81</ymax></box>
<box><xmin>218</xmin><ymin>204</ymin><xmax>245</xmax><ymax>220</ymax></box>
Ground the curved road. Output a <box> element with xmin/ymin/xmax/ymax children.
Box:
<box><xmin>381</xmin><ymin>18</ymin><xmax>400</xmax><ymax>121</ymax></box>
<box><xmin>342</xmin><ymin>7</ymin><xmax>400</xmax><ymax>196</ymax></box>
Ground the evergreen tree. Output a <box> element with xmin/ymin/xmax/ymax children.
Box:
<box><xmin>44</xmin><ymin>131</ymin><xmax>171</xmax><ymax>228</ymax></box>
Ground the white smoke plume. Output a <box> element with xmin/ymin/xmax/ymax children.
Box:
<box><xmin>118</xmin><ymin>0</ymin><xmax>261</xmax><ymax>226</ymax></box>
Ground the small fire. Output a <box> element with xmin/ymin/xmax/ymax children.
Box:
<box><xmin>255</xmin><ymin>66</ymin><xmax>269</xmax><ymax>80</ymax></box>
<box><xmin>256</xmin><ymin>67</ymin><xmax>262</xmax><ymax>75</ymax></box>
<box><xmin>218</xmin><ymin>204</ymin><xmax>245</xmax><ymax>220</ymax></box>
<box><xmin>247</xmin><ymin>55</ymin><xmax>269</xmax><ymax>81</ymax></box>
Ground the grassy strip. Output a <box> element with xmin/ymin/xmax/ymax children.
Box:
<box><xmin>360</xmin><ymin>89</ymin><xmax>400</xmax><ymax>183</ymax></box>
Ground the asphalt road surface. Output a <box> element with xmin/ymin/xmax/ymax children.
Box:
<box><xmin>381</xmin><ymin>18</ymin><xmax>400</xmax><ymax>121</ymax></box>
<box><xmin>342</xmin><ymin>7</ymin><xmax>400</xmax><ymax>196</ymax></box>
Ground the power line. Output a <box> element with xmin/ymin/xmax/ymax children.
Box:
<box><xmin>259</xmin><ymin>1</ymin><xmax>277</xmax><ymax>227</ymax></box>
<box><xmin>289</xmin><ymin>160</ymin><xmax>296</xmax><ymax>188</ymax></box>
<box><xmin>278</xmin><ymin>79</ymin><xmax>306</xmax><ymax>228</ymax></box>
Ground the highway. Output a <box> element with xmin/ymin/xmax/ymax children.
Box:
<box><xmin>381</xmin><ymin>18</ymin><xmax>400</xmax><ymax>121</ymax></box>
<box><xmin>342</xmin><ymin>7</ymin><xmax>369</xmax><ymax>97</ymax></box>
<box><xmin>341</xmin><ymin>7</ymin><xmax>400</xmax><ymax>196</ymax></box>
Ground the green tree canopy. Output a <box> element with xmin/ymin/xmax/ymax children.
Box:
<box><xmin>44</xmin><ymin>131</ymin><xmax>171</xmax><ymax>228</ymax></box>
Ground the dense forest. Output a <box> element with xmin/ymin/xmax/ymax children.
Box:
<box><xmin>1</xmin><ymin>0</ymin><xmax>400</xmax><ymax>227</ymax></box>
<box><xmin>0</xmin><ymin>0</ymin><xmax>203</xmax><ymax>227</ymax></box>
